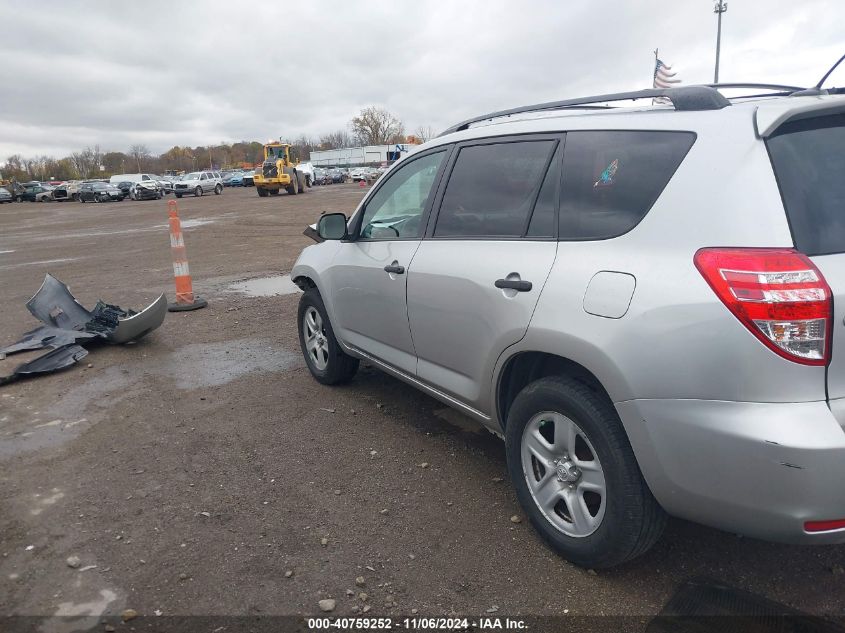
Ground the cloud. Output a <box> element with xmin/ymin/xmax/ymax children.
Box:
<box><xmin>0</xmin><ymin>0</ymin><xmax>842</xmax><ymax>159</ymax></box>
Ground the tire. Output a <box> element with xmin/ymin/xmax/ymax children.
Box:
<box><xmin>194</xmin><ymin>186</ymin><xmax>202</xmax><ymax>197</ymax></box>
<box><xmin>269</xmin><ymin>189</ymin><xmax>279</xmax><ymax>196</ymax></box>
<box><xmin>157</xmin><ymin>190</ymin><xmax>163</xmax><ymax>199</ymax></box>
<box><xmin>505</xmin><ymin>376</ymin><xmax>665</xmax><ymax>569</ymax></box>
<box><xmin>79</xmin><ymin>196</ymin><xmax>85</xmax><ymax>203</ymax></box>
<box><xmin>305</xmin><ymin>175</ymin><xmax>312</xmax><ymax>188</ymax></box>
<box><xmin>257</xmin><ymin>187</ymin><xmax>269</xmax><ymax>197</ymax></box>
<box><xmin>298</xmin><ymin>288</ymin><xmax>359</xmax><ymax>385</ymax></box>
<box><xmin>176</xmin><ymin>193</ymin><xmax>182</xmax><ymax>199</ymax></box>
<box><xmin>214</xmin><ymin>184</ymin><xmax>222</xmax><ymax>195</ymax></box>
<box><xmin>71</xmin><ymin>193</ymin><xmax>79</xmax><ymax>201</ymax></box>
<box><xmin>299</xmin><ymin>172</ymin><xmax>308</xmax><ymax>193</ymax></box>
<box><xmin>288</xmin><ymin>172</ymin><xmax>299</xmax><ymax>195</ymax></box>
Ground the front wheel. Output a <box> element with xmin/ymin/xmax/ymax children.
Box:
<box><xmin>298</xmin><ymin>289</ymin><xmax>359</xmax><ymax>385</ymax></box>
<box><xmin>194</xmin><ymin>186</ymin><xmax>202</xmax><ymax>197</ymax></box>
<box><xmin>257</xmin><ymin>187</ymin><xmax>269</xmax><ymax>197</ymax></box>
<box><xmin>505</xmin><ymin>376</ymin><xmax>665</xmax><ymax>569</ymax></box>
<box><xmin>176</xmin><ymin>193</ymin><xmax>182</xmax><ymax>199</ymax></box>
<box><xmin>214</xmin><ymin>184</ymin><xmax>222</xmax><ymax>195</ymax></box>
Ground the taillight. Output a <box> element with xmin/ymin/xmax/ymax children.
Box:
<box><xmin>694</xmin><ymin>248</ymin><xmax>831</xmax><ymax>366</ymax></box>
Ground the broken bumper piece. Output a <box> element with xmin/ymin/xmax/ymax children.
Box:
<box><xmin>1</xmin><ymin>274</ymin><xmax>167</xmax><ymax>384</ymax></box>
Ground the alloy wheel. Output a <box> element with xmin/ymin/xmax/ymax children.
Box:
<box><xmin>302</xmin><ymin>306</ymin><xmax>329</xmax><ymax>370</ymax></box>
<box><xmin>521</xmin><ymin>411</ymin><xmax>607</xmax><ymax>537</ymax></box>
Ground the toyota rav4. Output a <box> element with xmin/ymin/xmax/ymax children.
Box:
<box><xmin>291</xmin><ymin>83</ymin><xmax>845</xmax><ymax>568</ymax></box>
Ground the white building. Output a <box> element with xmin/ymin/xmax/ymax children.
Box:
<box><xmin>309</xmin><ymin>143</ymin><xmax>418</xmax><ymax>167</ymax></box>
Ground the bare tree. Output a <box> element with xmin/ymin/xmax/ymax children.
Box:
<box><xmin>350</xmin><ymin>107</ymin><xmax>404</xmax><ymax>146</ymax></box>
<box><xmin>319</xmin><ymin>130</ymin><xmax>353</xmax><ymax>150</ymax></box>
<box><xmin>129</xmin><ymin>144</ymin><xmax>150</xmax><ymax>172</ymax></box>
<box><xmin>414</xmin><ymin>125</ymin><xmax>437</xmax><ymax>143</ymax></box>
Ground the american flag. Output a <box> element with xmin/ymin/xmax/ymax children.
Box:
<box><xmin>653</xmin><ymin>58</ymin><xmax>681</xmax><ymax>104</ymax></box>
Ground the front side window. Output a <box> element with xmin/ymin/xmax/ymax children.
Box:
<box><xmin>359</xmin><ymin>151</ymin><xmax>446</xmax><ymax>240</ymax></box>
<box><xmin>558</xmin><ymin>131</ymin><xmax>695</xmax><ymax>240</ymax></box>
<box><xmin>434</xmin><ymin>140</ymin><xmax>556</xmax><ymax>238</ymax></box>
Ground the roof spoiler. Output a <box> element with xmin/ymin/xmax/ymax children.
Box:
<box><xmin>755</xmin><ymin>96</ymin><xmax>845</xmax><ymax>138</ymax></box>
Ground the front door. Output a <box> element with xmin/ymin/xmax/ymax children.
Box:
<box><xmin>407</xmin><ymin>137</ymin><xmax>561</xmax><ymax>411</ymax></box>
<box><xmin>326</xmin><ymin>149</ymin><xmax>449</xmax><ymax>375</ymax></box>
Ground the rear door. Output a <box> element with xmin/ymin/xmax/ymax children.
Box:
<box><xmin>406</xmin><ymin>135</ymin><xmax>561</xmax><ymax>410</ymax></box>
<box><xmin>767</xmin><ymin>113</ymin><xmax>845</xmax><ymax>404</ymax></box>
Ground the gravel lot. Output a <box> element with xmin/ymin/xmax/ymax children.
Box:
<box><xmin>0</xmin><ymin>185</ymin><xmax>843</xmax><ymax>629</ymax></box>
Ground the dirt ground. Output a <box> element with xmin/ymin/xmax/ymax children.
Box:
<box><xmin>1</xmin><ymin>185</ymin><xmax>843</xmax><ymax>630</ymax></box>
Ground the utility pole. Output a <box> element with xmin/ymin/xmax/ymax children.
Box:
<box><xmin>713</xmin><ymin>1</ymin><xmax>728</xmax><ymax>83</ymax></box>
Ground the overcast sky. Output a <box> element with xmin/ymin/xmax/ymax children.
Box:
<box><xmin>1</xmin><ymin>0</ymin><xmax>843</xmax><ymax>160</ymax></box>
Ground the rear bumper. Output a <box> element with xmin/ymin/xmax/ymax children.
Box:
<box><xmin>616</xmin><ymin>398</ymin><xmax>845</xmax><ymax>544</ymax></box>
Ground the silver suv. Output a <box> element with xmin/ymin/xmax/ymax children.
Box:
<box><xmin>291</xmin><ymin>85</ymin><xmax>845</xmax><ymax>568</ymax></box>
<box><xmin>174</xmin><ymin>171</ymin><xmax>223</xmax><ymax>198</ymax></box>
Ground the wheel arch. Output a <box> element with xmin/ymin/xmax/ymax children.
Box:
<box><xmin>497</xmin><ymin>351</ymin><xmax>614</xmax><ymax>431</ymax></box>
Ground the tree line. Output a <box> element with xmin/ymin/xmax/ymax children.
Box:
<box><xmin>1</xmin><ymin>107</ymin><xmax>437</xmax><ymax>182</ymax></box>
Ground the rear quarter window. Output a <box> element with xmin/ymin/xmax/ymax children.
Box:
<box><xmin>767</xmin><ymin>114</ymin><xmax>845</xmax><ymax>256</ymax></box>
<box><xmin>559</xmin><ymin>130</ymin><xmax>695</xmax><ymax>240</ymax></box>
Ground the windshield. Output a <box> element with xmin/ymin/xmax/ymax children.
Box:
<box><xmin>183</xmin><ymin>172</ymin><xmax>201</xmax><ymax>180</ymax></box>
<box><xmin>768</xmin><ymin>114</ymin><xmax>845</xmax><ymax>256</ymax></box>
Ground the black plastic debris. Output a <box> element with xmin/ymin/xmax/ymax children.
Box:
<box><xmin>1</xmin><ymin>274</ymin><xmax>167</xmax><ymax>385</ymax></box>
<box><xmin>0</xmin><ymin>345</ymin><xmax>88</xmax><ymax>386</ymax></box>
<box><xmin>0</xmin><ymin>325</ymin><xmax>98</xmax><ymax>356</ymax></box>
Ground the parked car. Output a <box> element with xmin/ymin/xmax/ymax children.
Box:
<box><xmin>313</xmin><ymin>168</ymin><xmax>331</xmax><ymax>185</ymax></box>
<box><xmin>108</xmin><ymin>173</ymin><xmax>162</xmax><ymax>200</ymax></box>
<box><xmin>0</xmin><ymin>187</ymin><xmax>12</xmax><ymax>203</ymax></box>
<box><xmin>329</xmin><ymin>168</ymin><xmax>345</xmax><ymax>184</ymax></box>
<box><xmin>150</xmin><ymin>175</ymin><xmax>173</xmax><ymax>195</ymax></box>
<box><xmin>291</xmin><ymin>86</ymin><xmax>845</xmax><ymax>569</ymax></box>
<box><xmin>78</xmin><ymin>181</ymin><xmax>124</xmax><ymax>202</ymax></box>
<box><xmin>227</xmin><ymin>172</ymin><xmax>245</xmax><ymax>186</ymax></box>
<box><xmin>297</xmin><ymin>162</ymin><xmax>315</xmax><ymax>187</ymax></box>
<box><xmin>20</xmin><ymin>184</ymin><xmax>54</xmax><ymax>202</ymax></box>
<box><xmin>114</xmin><ymin>181</ymin><xmax>133</xmax><ymax>198</ymax></box>
<box><xmin>52</xmin><ymin>181</ymin><xmax>82</xmax><ymax>201</ymax></box>
<box><xmin>173</xmin><ymin>171</ymin><xmax>223</xmax><ymax>197</ymax></box>
<box><xmin>241</xmin><ymin>170</ymin><xmax>255</xmax><ymax>187</ymax></box>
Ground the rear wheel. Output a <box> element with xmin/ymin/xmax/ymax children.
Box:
<box><xmin>214</xmin><ymin>184</ymin><xmax>223</xmax><ymax>195</ymax></box>
<box><xmin>298</xmin><ymin>288</ymin><xmax>359</xmax><ymax>385</ymax></box>
<box><xmin>257</xmin><ymin>187</ymin><xmax>269</xmax><ymax>197</ymax></box>
<box><xmin>288</xmin><ymin>172</ymin><xmax>299</xmax><ymax>195</ymax></box>
<box><xmin>505</xmin><ymin>376</ymin><xmax>665</xmax><ymax>569</ymax></box>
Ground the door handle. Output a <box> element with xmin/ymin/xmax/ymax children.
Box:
<box><xmin>495</xmin><ymin>278</ymin><xmax>532</xmax><ymax>292</ymax></box>
<box><xmin>384</xmin><ymin>264</ymin><xmax>405</xmax><ymax>274</ymax></box>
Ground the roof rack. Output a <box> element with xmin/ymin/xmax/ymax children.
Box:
<box><xmin>439</xmin><ymin>86</ymin><xmax>730</xmax><ymax>136</ymax></box>
<box><xmin>706</xmin><ymin>82</ymin><xmax>806</xmax><ymax>92</ymax></box>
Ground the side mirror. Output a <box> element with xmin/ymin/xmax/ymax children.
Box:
<box><xmin>317</xmin><ymin>213</ymin><xmax>348</xmax><ymax>240</ymax></box>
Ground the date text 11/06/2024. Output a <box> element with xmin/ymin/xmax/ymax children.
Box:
<box><xmin>306</xmin><ymin>617</ymin><xmax>528</xmax><ymax>630</ymax></box>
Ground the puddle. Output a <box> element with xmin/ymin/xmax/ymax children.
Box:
<box><xmin>154</xmin><ymin>338</ymin><xmax>302</xmax><ymax>389</ymax></box>
<box><xmin>0</xmin><ymin>339</ymin><xmax>301</xmax><ymax>459</ymax></box>
<box><xmin>228</xmin><ymin>275</ymin><xmax>301</xmax><ymax>297</ymax></box>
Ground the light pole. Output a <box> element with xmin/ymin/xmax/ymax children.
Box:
<box><xmin>714</xmin><ymin>1</ymin><xmax>728</xmax><ymax>83</ymax></box>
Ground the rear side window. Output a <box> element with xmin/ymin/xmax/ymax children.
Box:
<box><xmin>434</xmin><ymin>140</ymin><xmax>556</xmax><ymax>238</ymax></box>
<box><xmin>767</xmin><ymin>114</ymin><xmax>845</xmax><ymax>256</ymax></box>
<box><xmin>558</xmin><ymin>131</ymin><xmax>695</xmax><ymax>240</ymax></box>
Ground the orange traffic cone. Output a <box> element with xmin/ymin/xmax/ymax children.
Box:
<box><xmin>166</xmin><ymin>200</ymin><xmax>207</xmax><ymax>312</ymax></box>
